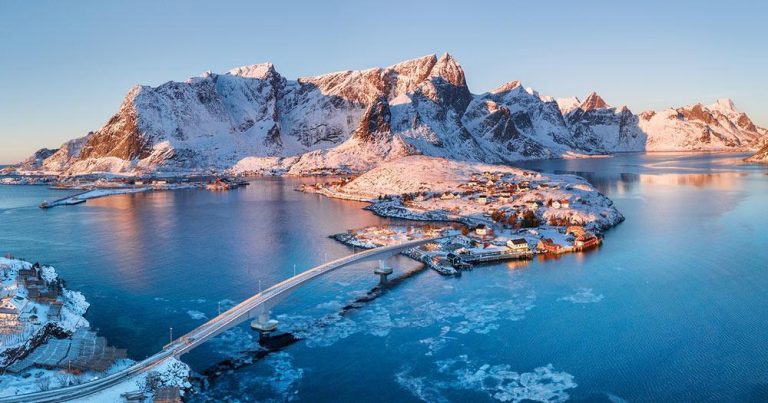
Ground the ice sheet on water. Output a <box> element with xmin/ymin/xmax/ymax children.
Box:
<box><xmin>278</xmin><ymin>312</ymin><xmax>359</xmax><ymax>348</ymax></box>
<box><xmin>606</xmin><ymin>392</ymin><xmax>629</xmax><ymax>403</ymax></box>
<box><xmin>259</xmin><ymin>352</ymin><xmax>304</xmax><ymax>400</ymax></box>
<box><xmin>208</xmin><ymin>327</ymin><xmax>259</xmax><ymax>358</ymax></box>
<box><xmin>396</xmin><ymin>355</ymin><xmax>577</xmax><ymax>403</ymax></box>
<box><xmin>419</xmin><ymin>326</ymin><xmax>455</xmax><ymax>356</ymax></box>
<box><xmin>314</xmin><ymin>299</ymin><xmax>345</xmax><ymax>311</ymax></box>
<box><xmin>218</xmin><ymin>298</ymin><xmax>236</xmax><ymax>310</ymax></box>
<box><xmin>558</xmin><ymin>287</ymin><xmax>604</xmax><ymax>304</ymax></box>
<box><xmin>187</xmin><ymin>310</ymin><xmax>207</xmax><ymax>320</ymax></box>
<box><xmin>194</xmin><ymin>351</ymin><xmax>304</xmax><ymax>402</ymax></box>
<box><xmin>276</xmin><ymin>281</ymin><xmax>536</xmax><ymax>349</ymax></box>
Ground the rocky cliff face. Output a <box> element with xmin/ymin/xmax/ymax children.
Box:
<box><xmin>745</xmin><ymin>142</ymin><xmax>768</xmax><ymax>163</ymax></box>
<box><xmin>638</xmin><ymin>99</ymin><xmax>766</xmax><ymax>151</ymax></box>
<box><xmin>12</xmin><ymin>54</ymin><xmax>768</xmax><ymax>175</ymax></box>
<box><xmin>563</xmin><ymin>93</ymin><xmax>647</xmax><ymax>152</ymax></box>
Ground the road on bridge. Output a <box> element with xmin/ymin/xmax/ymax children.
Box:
<box><xmin>1</xmin><ymin>236</ymin><xmax>446</xmax><ymax>403</ymax></box>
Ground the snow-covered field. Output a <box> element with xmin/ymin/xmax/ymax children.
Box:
<box><xmin>307</xmin><ymin>156</ymin><xmax>623</xmax><ymax>232</ymax></box>
<box><xmin>332</xmin><ymin>224</ymin><xmax>460</xmax><ymax>249</ymax></box>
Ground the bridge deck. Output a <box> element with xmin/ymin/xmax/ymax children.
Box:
<box><xmin>0</xmin><ymin>237</ymin><xmax>445</xmax><ymax>403</ymax></box>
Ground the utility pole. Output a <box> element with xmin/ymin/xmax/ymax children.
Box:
<box><xmin>293</xmin><ymin>264</ymin><xmax>296</xmax><ymax>277</ymax></box>
<box><xmin>169</xmin><ymin>327</ymin><xmax>173</xmax><ymax>344</ymax></box>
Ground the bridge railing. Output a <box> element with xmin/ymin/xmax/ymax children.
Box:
<box><xmin>0</xmin><ymin>236</ymin><xmax>449</xmax><ymax>403</ymax></box>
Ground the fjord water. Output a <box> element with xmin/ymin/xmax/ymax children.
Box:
<box><xmin>1</xmin><ymin>153</ymin><xmax>767</xmax><ymax>402</ymax></box>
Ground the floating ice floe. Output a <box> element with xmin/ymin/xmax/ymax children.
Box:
<box><xmin>558</xmin><ymin>287</ymin><xmax>604</xmax><ymax>304</ymax></box>
<box><xmin>201</xmin><ymin>352</ymin><xmax>303</xmax><ymax>402</ymax></box>
<box><xmin>396</xmin><ymin>355</ymin><xmax>577</xmax><ymax>403</ymax></box>
<box><xmin>208</xmin><ymin>327</ymin><xmax>258</xmax><ymax>358</ymax></box>
<box><xmin>260</xmin><ymin>352</ymin><xmax>305</xmax><ymax>400</ymax></box>
<box><xmin>276</xmin><ymin>281</ymin><xmax>536</xmax><ymax>349</ymax></box>
<box><xmin>186</xmin><ymin>310</ymin><xmax>208</xmax><ymax>320</ymax></box>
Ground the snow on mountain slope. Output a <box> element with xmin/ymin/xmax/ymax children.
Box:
<box><xmin>563</xmin><ymin>93</ymin><xmax>647</xmax><ymax>152</ymax></box>
<box><xmin>462</xmin><ymin>81</ymin><xmax>576</xmax><ymax>161</ymax></box>
<box><xmin>11</xmin><ymin>54</ymin><xmax>767</xmax><ymax>176</ymax></box>
<box><xmin>639</xmin><ymin>99</ymin><xmax>765</xmax><ymax>151</ymax></box>
<box><xmin>744</xmin><ymin>142</ymin><xmax>768</xmax><ymax>163</ymax></box>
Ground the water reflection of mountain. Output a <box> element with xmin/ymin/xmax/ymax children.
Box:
<box><xmin>639</xmin><ymin>172</ymin><xmax>747</xmax><ymax>189</ymax></box>
<box><xmin>552</xmin><ymin>170</ymin><xmax>641</xmax><ymax>195</ymax></box>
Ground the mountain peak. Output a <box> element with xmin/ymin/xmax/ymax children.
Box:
<box><xmin>580</xmin><ymin>92</ymin><xmax>609</xmax><ymax>110</ymax></box>
<box><xmin>556</xmin><ymin>97</ymin><xmax>581</xmax><ymax>114</ymax></box>
<box><xmin>710</xmin><ymin>98</ymin><xmax>737</xmax><ymax>113</ymax></box>
<box><xmin>490</xmin><ymin>81</ymin><xmax>523</xmax><ymax>94</ymax></box>
<box><xmin>390</xmin><ymin>54</ymin><xmax>437</xmax><ymax>69</ymax></box>
<box><xmin>431</xmin><ymin>52</ymin><xmax>466</xmax><ymax>87</ymax></box>
<box><xmin>227</xmin><ymin>63</ymin><xmax>277</xmax><ymax>80</ymax></box>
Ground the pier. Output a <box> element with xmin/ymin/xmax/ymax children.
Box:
<box><xmin>39</xmin><ymin>190</ymin><xmax>90</xmax><ymax>209</ymax></box>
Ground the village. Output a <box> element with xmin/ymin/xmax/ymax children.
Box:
<box><xmin>0</xmin><ymin>256</ymin><xmax>191</xmax><ymax>401</ymax></box>
<box><xmin>305</xmin><ymin>156</ymin><xmax>622</xmax><ymax>276</ymax></box>
<box><xmin>0</xmin><ymin>256</ymin><xmax>128</xmax><ymax>383</ymax></box>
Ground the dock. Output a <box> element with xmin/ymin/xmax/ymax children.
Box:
<box><xmin>459</xmin><ymin>250</ymin><xmax>533</xmax><ymax>264</ymax></box>
<box><xmin>39</xmin><ymin>190</ymin><xmax>91</xmax><ymax>209</ymax></box>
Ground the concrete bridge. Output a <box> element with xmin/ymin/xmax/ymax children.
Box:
<box><xmin>1</xmin><ymin>237</ymin><xmax>445</xmax><ymax>403</ymax></box>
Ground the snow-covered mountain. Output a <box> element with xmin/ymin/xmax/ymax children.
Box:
<box><xmin>11</xmin><ymin>54</ymin><xmax>767</xmax><ymax>176</ymax></box>
<box><xmin>640</xmin><ymin>98</ymin><xmax>766</xmax><ymax>151</ymax></box>
<box><xmin>561</xmin><ymin>92</ymin><xmax>646</xmax><ymax>152</ymax></box>
<box><xmin>745</xmin><ymin>142</ymin><xmax>768</xmax><ymax>163</ymax></box>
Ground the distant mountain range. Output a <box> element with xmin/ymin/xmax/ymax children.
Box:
<box><xmin>10</xmin><ymin>53</ymin><xmax>768</xmax><ymax>176</ymax></box>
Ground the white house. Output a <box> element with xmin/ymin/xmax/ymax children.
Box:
<box><xmin>475</xmin><ymin>224</ymin><xmax>489</xmax><ymax>236</ymax></box>
<box><xmin>506</xmin><ymin>238</ymin><xmax>530</xmax><ymax>252</ymax></box>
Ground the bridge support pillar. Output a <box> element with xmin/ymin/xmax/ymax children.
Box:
<box><xmin>374</xmin><ymin>260</ymin><xmax>394</xmax><ymax>285</ymax></box>
<box><xmin>250</xmin><ymin>309</ymin><xmax>279</xmax><ymax>333</ymax></box>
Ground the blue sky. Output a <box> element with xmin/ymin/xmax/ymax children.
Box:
<box><xmin>1</xmin><ymin>0</ymin><xmax>766</xmax><ymax>163</ymax></box>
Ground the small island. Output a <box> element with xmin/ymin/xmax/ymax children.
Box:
<box><xmin>304</xmin><ymin>156</ymin><xmax>624</xmax><ymax>275</ymax></box>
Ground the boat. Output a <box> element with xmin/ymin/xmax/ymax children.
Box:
<box><xmin>206</xmin><ymin>178</ymin><xmax>231</xmax><ymax>191</ymax></box>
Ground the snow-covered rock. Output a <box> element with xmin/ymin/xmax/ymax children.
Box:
<box><xmin>639</xmin><ymin>99</ymin><xmax>766</xmax><ymax>151</ymax></box>
<box><xmin>318</xmin><ymin>155</ymin><xmax>624</xmax><ymax>232</ymax></box>
<box><xmin>11</xmin><ymin>54</ymin><xmax>767</xmax><ymax>176</ymax></box>
<box><xmin>745</xmin><ymin>142</ymin><xmax>768</xmax><ymax>163</ymax></box>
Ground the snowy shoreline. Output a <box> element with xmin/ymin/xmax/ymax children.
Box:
<box><xmin>310</xmin><ymin>156</ymin><xmax>624</xmax><ymax>275</ymax></box>
<box><xmin>0</xmin><ymin>256</ymin><xmax>191</xmax><ymax>400</ymax></box>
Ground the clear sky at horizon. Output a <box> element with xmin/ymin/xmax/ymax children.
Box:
<box><xmin>1</xmin><ymin>0</ymin><xmax>766</xmax><ymax>163</ymax></box>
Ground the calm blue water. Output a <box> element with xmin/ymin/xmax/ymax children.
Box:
<box><xmin>1</xmin><ymin>153</ymin><xmax>767</xmax><ymax>402</ymax></box>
